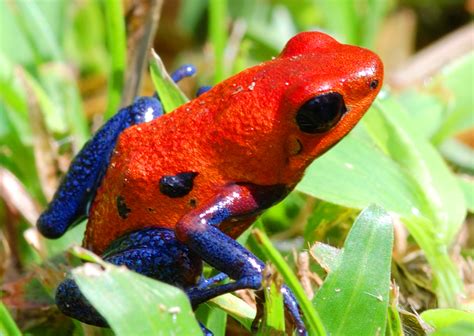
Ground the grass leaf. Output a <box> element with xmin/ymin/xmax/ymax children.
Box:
<box><xmin>313</xmin><ymin>204</ymin><xmax>393</xmax><ymax>335</ymax></box>
<box><xmin>421</xmin><ymin>309</ymin><xmax>474</xmax><ymax>330</ymax></box>
<box><xmin>103</xmin><ymin>0</ymin><xmax>126</xmax><ymax>120</ymax></box>
<box><xmin>0</xmin><ymin>302</ymin><xmax>21</xmax><ymax>336</ymax></box>
<box><xmin>149</xmin><ymin>50</ymin><xmax>189</xmax><ymax>112</ymax></box>
<box><xmin>73</xmin><ymin>262</ymin><xmax>201</xmax><ymax>335</ymax></box>
<box><xmin>209</xmin><ymin>0</ymin><xmax>228</xmax><ymax>83</ymax></box>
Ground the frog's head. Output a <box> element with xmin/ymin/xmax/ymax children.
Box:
<box><xmin>278</xmin><ymin>31</ymin><xmax>384</xmax><ymax>181</ymax></box>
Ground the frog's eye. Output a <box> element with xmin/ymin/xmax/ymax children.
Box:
<box><xmin>296</xmin><ymin>92</ymin><xmax>347</xmax><ymax>134</ymax></box>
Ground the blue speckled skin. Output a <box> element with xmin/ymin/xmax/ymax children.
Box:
<box><xmin>43</xmin><ymin>65</ymin><xmax>306</xmax><ymax>335</ymax></box>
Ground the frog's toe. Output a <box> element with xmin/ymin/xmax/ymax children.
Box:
<box><xmin>56</xmin><ymin>278</ymin><xmax>107</xmax><ymax>327</ymax></box>
<box><xmin>282</xmin><ymin>285</ymin><xmax>307</xmax><ymax>335</ymax></box>
<box><xmin>199</xmin><ymin>322</ymin><xmax>214</xmax><ymax>336</ymax></box>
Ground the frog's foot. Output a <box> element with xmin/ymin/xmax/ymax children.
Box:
<box><xmin>200</xmin><ymin>322</ymin><xmax>214</xmax><ymax>336</ymax></box>
<box><xmin>55</xmin><ymin>228</ymin><xmax>203</xmax><ymax>327</ymax></box>
<box><xmin>56</xmin><ymin>278</ymin><xmax>107</xmax><ymax>327</ymax></box>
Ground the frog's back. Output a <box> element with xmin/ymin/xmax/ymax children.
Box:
<box><xmin>84</xmin><ymin>103</ymin><xmax>226</xmax><ymax>254</ymax></box>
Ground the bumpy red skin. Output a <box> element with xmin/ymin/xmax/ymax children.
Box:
<box><xmin>85</xmin><ymin>32</ymin><xmax>383</xmax><ymax>254</ymax></box>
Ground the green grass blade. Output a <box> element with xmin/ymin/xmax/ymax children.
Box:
<box><xmin>209</xmin><ymin>0</ymin><xmax>228</xmax><ymax>83</ymax></box>
<box><xmin>103</xmin><ymin>0</ymin><xmax>126</xmax><ymax>120</ymax></box>
<box><xmin>149</xmin><ymin>50</ymin><xmax>189</xmax><ymax>112</ymax></box>
<box><xmin>73</xmin><ymin>262</ymin><xmax>201</xmax><ymax>335</ymax></box>
<box><xmin>195</xmin><ymin>304</ymin><xmax>227</xmax><ymax>336</ymax></box>
<box><xmin>252</xmin><ymin>229</ymin><xmax>326</xmax><ymax>336</ymax></box>
<box><xmin>313</xmin><ymin>204</ymin><xmax>393</xmax><ymax>336</ymax></box>
<box><xmin>258</xmin><ymin>271</ymin><xmax>285</xmax><ymax>335</ymax></box>
<box><xmin>0</xmin><ymin>301</ymin><xmax>22</xmax><ymax>336</ymax></box>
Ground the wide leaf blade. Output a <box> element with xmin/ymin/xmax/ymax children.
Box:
<box><xmin>313</xmin><ymin>204</ymin><xmax>394</xmax><ymax>335</ymax></box>
<box><xmin>73</xmin><ymin>262</ymin><xmax>201</xmax><ymax>336</ymax></box>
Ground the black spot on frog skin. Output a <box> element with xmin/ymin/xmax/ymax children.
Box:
<box><xmin>159</xmin><ymin>172</ymin><xmax>198</xmax><ymax>198</ymax></box>
<box><xmin>116</xmin><ymin>195</ymin><xmax>131</xmax><ymax>219</ymax></box>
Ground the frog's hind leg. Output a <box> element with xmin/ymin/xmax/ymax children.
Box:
<box><xmin>55</xmin><ymin>228</ymin><xmax>203</xmax><ymax>326</ymax></box>
<box><xmin>37</xmin><ymin>97</ymin><xmax>164</xmax><ymax>238</ymax></box>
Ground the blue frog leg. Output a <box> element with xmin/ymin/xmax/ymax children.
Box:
<box><xmin>37</xmin><ymin>97</ymin><xmax>163</xmax><ymax>238</ymax></box>
<box><xmin>56</xmin><ymin>228</ymin><xmax>203</xmax><ymax>327</ymax></box>
<box><xmin>175</xmin><ymin>183</ymin><xmax>307</xmax><ymax>336</ymax></box>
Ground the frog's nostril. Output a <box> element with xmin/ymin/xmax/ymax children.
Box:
<box><xmin>370</xmin><ymin>79</ymin><xmax>379</xmax><ymax>90</ymax></box>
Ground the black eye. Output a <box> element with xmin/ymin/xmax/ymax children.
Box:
<box><xmin>295</xmin><ymin>92</ymin><xmax>347</xmax><ymax>134</ymax></box>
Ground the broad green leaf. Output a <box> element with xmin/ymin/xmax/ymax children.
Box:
<box><xmin>297</xmin><ymin>129</ymin><xmax>421</xmax><ymax>217</ymax></box>
<box><xmin>0</xmin><ymin>302</ymin><xmax>21</xmax><ymax>336</ymax></box>
<box><xmin>367</xmin><ymin>97</ymin><xmax>466</xmax><ymax>244</ymax></box>
<box><xmin>397</xmin><ymin>89</ymin><xmax>444</xmax><ymax>139</ymax></box>
<box><xmin>421</xmin><ymin>309</ymin><xmax>474</xmax><ymax>331</ymax></box>
<box><xmin>313</xmin><ymin>204</ymin><xmax>393</xmax><ymax>336</ymax></box>
<box><xmin>73</xmin><ymin>262</ymin><xmax>201</xmax><ymax>335</ymax></box>
<box><xmin>150</xmin><ymin>51</ymin><xmax>189</xmax><ymax>112</ymax></box>
<box><xmin>431</xmin><ymin>322</ymin><xmax>474</xmax><ymax>336</ymax></box>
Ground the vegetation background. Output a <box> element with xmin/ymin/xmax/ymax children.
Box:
<box><xmin>0</xmin><ymin>0</ymin><xmax>473</xmax><ymax>335</ymax></box>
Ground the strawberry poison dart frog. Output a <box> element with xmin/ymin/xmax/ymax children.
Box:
<box><xmin>37</xmin><ymin>32</ymin><xmax>383</xmax><ymax>335</ymax></box>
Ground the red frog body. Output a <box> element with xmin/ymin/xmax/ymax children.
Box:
<box><xmin>87</xmin><ymin>32</ymin><xmax>383</xmax><ymax>254</ymax></box>
<box><xmin>37</xmin><ymin>32</ymin><xmax>383</xmax><ymax>335</ymax></box>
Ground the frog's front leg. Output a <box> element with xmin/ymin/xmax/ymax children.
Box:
<box><xmin>176</xmin><ymin>183</ymin><xmax>307</xmax><ymax>336</ymax></box>
<box><xmin>37</xmin><ymin>97</ymin><xmax>163</xmax><ymax>238</ymax></box>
